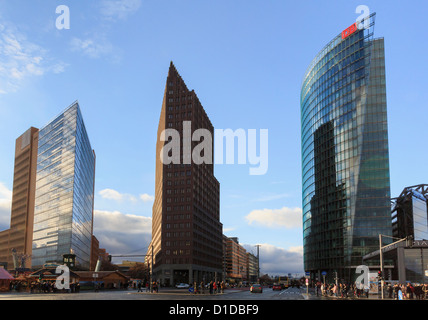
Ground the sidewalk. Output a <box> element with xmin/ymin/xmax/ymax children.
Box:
<box><xmin>305</xmin><ymin>287</ymin><xmax>399</xmax><ymax>300</ymax></box>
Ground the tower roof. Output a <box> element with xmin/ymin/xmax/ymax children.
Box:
<box><xmin>167</xmin><ymin>61</ymin><xmax>189</xmax><ymax>91</ymax></box>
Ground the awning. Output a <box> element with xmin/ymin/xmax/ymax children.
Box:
<box><xmin>0</xmin><ymin>268</ymin><xmax>14</xmax><ymax>280</ymax></box>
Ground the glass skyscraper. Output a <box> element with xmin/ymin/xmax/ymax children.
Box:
<box><xmin>32</xmin><ymin>102</ymin><xmax>95</xmax><ymax>270</ymax></box>
<box><xmin>300</xmin><ymin>13</ymin><xmax>392</xmax><ymax>281</ymax></box>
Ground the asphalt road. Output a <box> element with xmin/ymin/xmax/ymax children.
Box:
<box><xmin>0</xmin><ymin>286</ymin><xmax>316</xmax><ymax>300</ymax></box>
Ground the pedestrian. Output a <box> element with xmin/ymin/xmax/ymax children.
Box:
<box><xmin>398</xmin><ymin>286</ymin><xmax>403</xmax><ymax>300</ymax></box>
<box><xmin>193</xmin><ymin>281</ymin><xmax>198</xmax><ymax>294</ymax></box>
<box><xmin>209</xmin><ymin>281</ymin><xmax>213</xmax><ymax>294</ymax></box>
<box><xmin>394</xmin><ymin>284</ymin><xmax>400</xmax><ymax>300</ymax></box>
<box><xmin>414</xmin><ymin>284</ymin><xmax>423</xmax><ymax>300</ymax></box>
<box><xmin>387</xmin><ymin>283</ymin><xmax>393</xmax><ymax>298</ymax></box>
<box><xmin>406</xmin><ymin>283</ymin><xmax>413</xmax><ymax>299</ymax></box>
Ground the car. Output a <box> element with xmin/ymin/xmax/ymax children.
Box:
<box><xmin>272</xmin><ymin>284</ymin><xmax>282</xmax><ymax>291</ymax></box>
<box><xmin>250</xmin><ymin>284</ymin><xmax>263</xmax><ymax>293</ymax></box>
<box><xmin>175</xmin><ymin>283</ymin><xmax>190</xmax><ymax>289</ymax></box>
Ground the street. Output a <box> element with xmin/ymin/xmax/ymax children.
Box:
<box><xmin>0</xmin><ymin>286</ymin><xmax>316</xmax><ymax>300</ymax></box>
<box><xmin>0</xmin><ymin>285</ymin><xmax>410</xmax><ymax>319</ymax></box>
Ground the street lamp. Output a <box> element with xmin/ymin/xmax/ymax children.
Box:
<box><xmin>378</xmin><ymin>234</ymin><xmax>410</xmax><ymax>299</ymax></box>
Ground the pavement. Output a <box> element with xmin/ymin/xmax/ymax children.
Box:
<box><xmin>305</xmin><ymin>287</ymin><xmax>399</xmax><ymax>300</ymax></box>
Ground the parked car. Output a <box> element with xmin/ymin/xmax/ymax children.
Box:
<box><xmin>250</xmin><ymin>284</ymin><xmax>263</xmax><ymax>293</ymax></box>
<box><xmin>175</xmin><ymin>283</ymin><xmax>190</xmax><ymax>289</ymax></box>
<box><xmin>272</xmin><ymin>284</ymin><xmax>282</xmax><ymax>291</ymax></box>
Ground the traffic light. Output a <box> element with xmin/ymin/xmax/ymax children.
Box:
<box><xmin>108</xmin><ymin>255</ymin><xmax>112</xmax><ymax>262</ymax></box>
<box><xmin>377</xmin><ymin>270</ymin><xmax>382</xmax><ymax>280</ymax></box>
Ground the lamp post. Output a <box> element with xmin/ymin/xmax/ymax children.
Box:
<box><xmin>379</xmin><ymin>234</ymin><xmax>384</xmax><ymax>300</ymax></box>
<box><xmin>378</xmin><ymin>234</ymin><xmax>409</xmax><ymax>299</ymax></box>
<box><xmin>150</xmin><ymin>245</ymin><xmax>153</xmax><ymax>293</ymax></box>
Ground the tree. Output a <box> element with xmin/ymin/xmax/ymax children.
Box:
<box><xmin>100</xmin><ymin>259</ymin><xmax>119</xmax><ymax>271</ymax></box>
<box><xmin>127</xmin><ymin>263</ymin><xmax>149</xmax><ymax>280</ymax></box>
<box><xmin>259</xmin><ymin>274</ymin><xmax>272</xmax><ymax>285</ymax></box>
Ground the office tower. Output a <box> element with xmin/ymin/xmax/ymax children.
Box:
<box><xmin>246</xmin><ymin>252</ymin><xmax>258</xmax><ymax>283</ymax></box>
<box><xmin>149</xmin><ymin>62</ymin><xmax>223</xmax><ymax>286</ymax></box>
<box><xmin>0</xmin><ymin>128</ymin><xmax>39</xmax><ymax>269</ymax></box>
<box><xmin>31</xmin><ymin>102</ymin><xmax>96</xmax><ymax>270</ymax></box>
<box><xmin>300</xmin><ymin>13</ymin><xmax>392</xmax><ymax>281</ymax></box>
<box><xmin>391</xmin><ymin>184</ymin><xmax>428</xmax><ymax>241</ymax></box>
<box><xmin>224</xmin><ymin>236</ymin><xmax>248</xmax><ymax>284</ymax></box>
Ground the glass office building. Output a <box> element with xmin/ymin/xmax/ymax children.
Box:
<box><xmin>300</xmin><ymin>13</ymin><xmax>392</xmax><ymax>281</ymax></box>
<box><xmin>392</xmin><ymin>184</ymin><xmax>428</xmax><ymax>241</ymax></box>
<box><xmin>32</xmin><ymin>102</ymin><xmax>95</xmax><ymax>270</ymax></box>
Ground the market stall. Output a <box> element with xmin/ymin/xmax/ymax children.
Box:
<box><xmin>0</xmin><ymin>268</ymin><xmax>14</xmax><ymax>292</ymax></box>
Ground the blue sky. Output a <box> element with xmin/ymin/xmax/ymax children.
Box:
<box><xmin>0</xmin><ymin>0</ymin><xmax>427</xmax><ymax>275</ymax></box>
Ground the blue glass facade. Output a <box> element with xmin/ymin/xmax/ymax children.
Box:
<box><xmin>392</xmin><ymin>185</ymin><xmax>428</xmax><ymax>241</ymax></box>
<box><xmin>32</xmin><ymin>102</ymin><xmax>95</xmax><ymax>270</ymax></box>
<box><xmin>301</xmin><ymin>14</ymin><xmax>392</xmax><ymax>279</ymax></box>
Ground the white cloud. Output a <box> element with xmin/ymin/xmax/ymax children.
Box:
<box><xmin>140</xmin><ymin>193</ymin><xmax>154</xmax><ymax>202</ymax></box>
<box><xmin>245</xmin><ymin>206</ymin><xmax>302</xmax><ymax>229</ymax></box>
<box><xmin>222</xmin><ymin>226</ymin><xmax>236</xmax><ymax>233</ymax></box>
<box><xmin>98</xmin><ymin>188</ymin><xmax>154</xmax><ymax>203</ymax></box>
<box><xmin>99</xmin><ymin>188</ymin><xmax>126</xmax><ymax>201</ymax></box>
<box><xmin>0</xmin><ymin>182</ymin><xmax>12</xmax><ymax>230</ymax></box>
<box><xmin>70</xmin><ymin>36</ymin><xmax>114</xmax><ymax>59</ymax></box>
<box><xmin>93</xmin><ymin>209</ymin><xmax>152</xmax><ymax>256</ymax></box>
<box><xmin>100</xmin><ymin>0</ymin><xmax>142</xmax><ymax>20</ymax></box>
<box><xmin>94</xmin><ymin>210</ymin><xmax>151</xmax><ymax>234</ymax></box>
<box><xmin>0</xmin><ymin>22</ymin><xmax>66</xmax><ymax>94</ymax></box>
<box><xmin>243</xmin><ymin>243</ymin><xmax>304</xmax><ymax>275</ymax></box>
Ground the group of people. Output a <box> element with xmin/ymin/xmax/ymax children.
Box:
<box><xmin>135</xmin><ymin>280</ymin><xmax>227</xmax><ymax>294</ymax></box>
<box><xmin>136</xmin><ymin>281</ymin><xmax>159</xmax><ymax>293</ymax></box>
<box><xmin>9</xmin><ymin>280</ymin><xmax>81</xmax><ymax>293</ymax></box>
<box><xmin>315</xmin><ymin>281</ymin><xmax>428</xmax><ymax>299</ymax></box>
<box><xmin>29</xmin><ymin>281</ymin><xmax>80</xmax><ymax>293</ymax></box>
<box><xmin>389</xmin><ymin>283</ymin><xmax>428</xmax><ymax>300</ymax></box>
<box><xmin>316</xmin><ymin>282</ymin><xmax>369</xmax><ymax>298</ymax></box>
<box><xmin>192</xmin><ymin>280</ymin><xmax>225</xmax><ymax>294</ymax></box>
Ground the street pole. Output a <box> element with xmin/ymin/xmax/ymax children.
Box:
<box><xmin>150</xmin><ymin>245</ymin><xmax>153</xmax><ymax>293</ymax></box>
<box><xmin>379</xmin><ymin>234</ymin><xmax>384</xmax><ymax>300</ymax></box>
<box><xmin>255</xmin><ymin>245</ymin><xmax>261</xmax><ymax>283</ymax></box>
<box><xmin>335</xmin><ymin>271</ymin><xmax>338</xmax><ymax>297</ymax></box>
<box><xmin>378</xmin><ymin>234</ymin><xmax>408</xmax><ymax>299</ymax></box>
